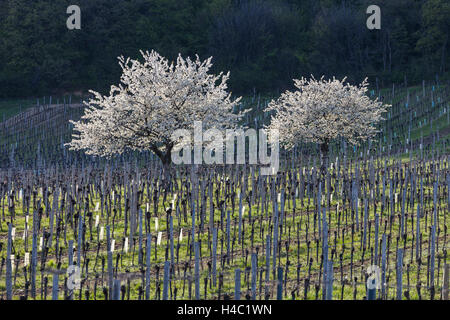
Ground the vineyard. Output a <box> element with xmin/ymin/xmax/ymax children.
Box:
<box><xmin>0</xmin><ymin>80</ymin><xmax>449</xmax><ymax>301</ymax></box>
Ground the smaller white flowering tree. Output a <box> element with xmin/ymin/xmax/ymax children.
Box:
<box><xmin>67</xmin><ymin>50</ymin><xmax>243</xmax><ymax>183</ymax></box>
<box><xmin>265</xmin><ymin>76</ymin><xmax>390</xmax><ymax>177</ymax></box>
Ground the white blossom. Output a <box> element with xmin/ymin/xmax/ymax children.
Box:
<box><xmin>67</xmin><ymin>50</ymin><xmax>243</xmax><ymax>163</ymax></box>
<box><xmin>265</xmin><ymin>76</ymin><xmax>390</xmax><ymax>148</ymax></box>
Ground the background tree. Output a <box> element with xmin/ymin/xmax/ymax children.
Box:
<box><xmin>208</xmin><ymin>0</ymin><xmax>308</xmax><ymax>92</ymax></box>
<box><xmin>265</xmin><ymin>76</ymin><xmax>390</xmax><ymax>178</ymax></box>
<box><xmin>416</xmin><ymin>0</ymin><xmax>450</xmax><ymax>73</ymax></box>
<box><xmin>67</xmin><ymin>50</ymin><xmax>243</xmax><ymax>180</ymax></box>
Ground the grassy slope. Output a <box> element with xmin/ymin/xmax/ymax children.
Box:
<box><xmin>0</xmin><ymin>84</ymin><xmax>448</xmax><ymax>299</ymax></box>
<box><xmin>0</xmin><ymin>95</ymin><xmax>87</xmax><ymax>121</ymax></box>
<box><xmin>0</xmin><ymin>99</ymin><xmax>35</xmax><ymax>120</ymax></box>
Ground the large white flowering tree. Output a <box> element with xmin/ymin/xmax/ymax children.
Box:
<box><xmin>68</xmin><ymin>50</ymin><xmax>243</xmax><ymax>177</ymax></box>
<box><xmin>265</xmin><ymin>76</ymin><xmax>390</xmax><ymax>176</ymax></box>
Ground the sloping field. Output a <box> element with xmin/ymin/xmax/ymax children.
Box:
<box><xmin>0</xmin><ymin>82</ymin><xmax>448</xmax><ymax>300</ymax></box>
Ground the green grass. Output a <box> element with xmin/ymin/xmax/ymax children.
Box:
<box><xmin>0</xmin><ymin>174</ymin><xmax>447</xmax><ymax>300</ymax></box>
<box><xmin>0</xmin><ymin>81</ymin><xmax>448</xmax><ymax>300</ymax></box>
<box><xmin>0</xmin><ymin>98</ymin><xmax>35</xmax><ymax>120</ymax></box>
<box><xmin>0</xmin><ymin>95</ymin><xmax>88</xmax><ymax>122</ymax></box>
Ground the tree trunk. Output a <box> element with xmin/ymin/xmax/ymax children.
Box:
<box><xmin>151</xmin><ymin>144</ymin><xmax>173</xmax><ymax>190</ymax></box>
<box><xmin>320</xmin><ymin>142</ymin><xmax>329</xmax><ymax>183</ymax></box>
<box><xmin>161</xmin><ymin>149</ymin><xmax>172</xmax><ymax>190</ymax></box>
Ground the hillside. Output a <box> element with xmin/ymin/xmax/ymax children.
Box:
<box><xmin>0</xmin><ymin>80</ymin><xmax>448</xmax><ymax>169</ymax></box>
<box><xmin>0</xmin><ymin>81</ymin><xmax>448</xmax><ymax>301</ymax></box>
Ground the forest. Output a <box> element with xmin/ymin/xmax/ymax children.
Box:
<box><xmin>0</xmin><ymin>0</ymin><xmax>449</xmax><ymax>98</ymax></box>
